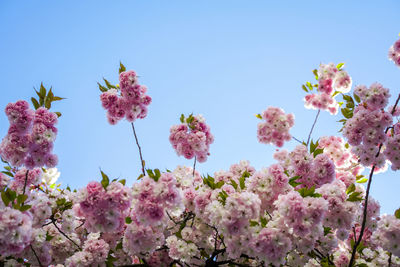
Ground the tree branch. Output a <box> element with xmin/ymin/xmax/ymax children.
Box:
<box><xmin>30</xmin><ymin>244</ymin><xmax>44</xmax><ymax>267</ymax></box>
<box><xmin>306</xmin><ymin>109</ymin><xmax>320</xmax><ymax>146</ymax></box>
<box><xmin>51</xmin><ymin>216</ymin><xmax>81</xmax><ymax>250</ymax></box>
<box><xmin>131</xmin><ymin>122</ymin><xmax>146</xmax><ymax>176</ymax></box>
<box><xmin>193</xmin><ymin>156</ymin><xmax>197</xmax><ymax>177</ymax></box>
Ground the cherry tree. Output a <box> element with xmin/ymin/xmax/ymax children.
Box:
<box><xmin>0</xmin><ymin>36</ymin><xmax>400</xmax><ymax>267</ymax></box>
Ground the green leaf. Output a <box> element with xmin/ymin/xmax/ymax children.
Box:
<box><xmin>4</xmin><ymin>166</ymin><xmax>11</xmax><ymax>171</ymax></box>
<box><xmin>346</xmin><ymin>101</ymin><xmax>354</xmax><ymax>109</ymax></box>
<box><xmin>297</xmin><ymin>186</ymin><xmax>321</xmax><ymax>198</ymax></box>
<box><xmin>260</xmin><ymin>216</ymin><xmax>268</xmax><ymax>227</ymax></box>
<box><xmin>306</xmin><ymin>81</ymin><xmax>313</xmax><ymax>90</ymax></box>
<box><xmin>302</xmin><ymin>85</ymin><xmax>308</xmax><ymax>92</ymax></box>
<box><xmin>119</xmin><ymin>62</ymin><xmax>126</xmax><ymax>74</ymax></box>
<box><xmin>323</xmin><ymin>226</ymin><xmax>332</xmax><ymax>236</ymax></box>
<box><xmin>313</xmin><ymin>148</ymin><xmax>324</xmax><ymax>157</ymax></box>
<box><xmin>312</xmin><ymin>69</ymin><xmax>318</xmax><ymax>80</ymax></box>
<box><xmin>347</xmin><ymin>191</ymin><xmax>363</xmax><ymax>202</ymax></box>
<box><xmin>353</xmin><ymin>93</ymin><xmax>361</xmax><ymax>103</ymax></box>
<box><xmin>310</xmin><ymin>139</ymin><xmax>317</xmax><ymax>153</ymax></box>
<box><xmin>154</xmin><ymin>169</ymin><xmax>161</xmax><ymax>179</ymax></box>
<box><xmin>44</xmin><ymin>96</ymin><xmax>52</xmax><ymax>109</ymax></box>
<box><xmin>17</xmin><ymin>194</ymin><xmax>28</xmax><ymax>204</ymax></box>
<box><xmin>230</xmin><ymin>179</ymin><xmax>238</xmax><ymax>190</ymax></box>
<box><xmin>56</xmin><ymin>198</ymin><xmax>66</xmax><ymax>206</ymax></box>
<box><xmin>356</xmin><ymin>177</ymin><xmax>368</xmax><ymax>184</ymax></box>
<box><xmin>147</xmin><ymin>169</ymin><xmax>155</xmax><ymax>177</ymax></box>
<box><xmin>119</xmin><ymin>179</ymin><xmax>126</xmax><ymax>186</ymax></box>
<box><xmin>288</xmin><ymin>176</ymin><xmax>301</xmax><ymax>187</ymax></box>
<box><xmin>100</xmin><ymin>170</ymin><xmax>110</xmax><ymax>189</ymax></box>
<box><xmin>218</xmin><ymin>190</ymin><xmax>228</xmax><ymax>205</ymax></box>
<box><xmin>20</xmin><ymin>205</ymin><xmax>31</xmax><ymax>212</ymax></box>
<box><xmin>47</xmin><ymin>88</ymin><xmax>54</xmax><ymax>101</ymax></box>
<box><xmin>61</xmin><ymin>201</ymin><xmax>73</xmax><ymax>211</ymax></box>
<box><xmin>98</xmin><ymin>82</ymin><xmax>108</xmax><ymax>92</ymax></box>
<box><xmin>137</xmin><ymin>174</ymin><xmax>144</xmax><ymax>180</ymax></box>
<box><xmin>255</xmin><ymin>114</ymin><xmax>262</xmax><ymax>119</ymax></box>
<box><xmin>35</xmin><ymin>88</ymin><xmax>42</xmax><ymax>99</ymax></box>
<box><xmin>332</xmin><ymin>90</ymin><xmax>341</xmax><ymax>97</ymax></box>
<box><xmin>249</xmin><ymin>220</ymin><xmax>259</xmax><ymax>227</ymax></box>
<box><xmin>342</xmin><ymin>94</ymin><xmax>352</xmax><ymax>102</ymax></box>
<box><xmin>341</xmin><ymin>108</ymin><xmax>353</xmax><ymax>119</ymax></box>
<box><xmin>52</xmin><ymin>96</ymin><xmax>65</xmax><ymax>101</ymax></box>
<box><xmin>46</xmin><ymin>232</ymin><xmax>54</xmax><ymax>241</ymax></box>
<box><xmin>180</xmin><ymin>114</ymin><xmax>185</xmax><ymax>123</ymax></box>
<box><xmin>6</xmin><ymin>189</ymin><xmax>16</xmax><ymax>202</ymax></box>
<box><xmin>31</xmin><ymin>97</ymin><xmax>40</xmax><ymax>109</ymax></box>
<box><xmin>39</xmin><ymin>83</ymin><xmax>47</xmax><ymax>98</ymax></box>
<box><xmin>2</xmin><ymin>171</ymin><xmax>14</xmax><ymax>177</ymax></box>
<box><xmin>239</xmin><ymin>176</ymin><xmax>245</xmax><ymax>190</ymax></box>
<box><xmin>54</xmin><ymin>112</ymin><xmax>62</xmax><ymax>117</ymax></box>
<box><xmin>125</xmin><ymin>216</ymin><xmax>132</xmax><ymax>224</ymax></box>
<box><xmin>215</xmin><ymin>181</ymin><xmax>224</xmax><ymax>189</ymax></box>
<box><xmin>103</xmin><ymin>78</ymin><xmax>116</xmax><ymax>89</ymax></box>
<box><xmin>346</xmin><ymin>184</ymin><xmax>356</xmax><ymax>195</ymax></box>
<box><xmin>1</xmin><ymin>191</ymin><xmax>10</xmax><ymax>206</ymax></box>
<box><xmin>394</xmin><ymin>208</ymin><xmax>400</xmax><ymax>219</ymax></box>
<box><xmin>336</xmin><ymin>63</ymin><xmax>345</xmax><ymax>70</ymax></box>
<box><xmin>186</xmin><ymin>114</ymin><xmax>194</xmax><ymax>124</ymax></box>
<box><xmin>116</xmin><ymin>241</ymin><xmax>123</xmax><ymax>250</ymax></box>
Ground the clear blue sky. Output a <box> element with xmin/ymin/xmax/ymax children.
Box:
<box><xmin>0</xmin><ymin>1</ymin><xmax>399</xmax><ymax>213</ymax></box>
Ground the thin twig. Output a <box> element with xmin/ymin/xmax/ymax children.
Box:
<box><xmin>292</xmin><ymin>136</ymin><xmax>303</xmax><ymax>144</ymax></box>
<box><xmin>266</xmin><ymin>210</ymin><xmax>272</xmax><ymax>220</ymax></box>
<box><xmin>389</xmin><ymin>252</ymin><xmax>392</xmax><ymax>267</ymax></box>
<box><xmin>30</xmin><ymin>244</ymin><xmax>44</xmax><ymax>267</ymax></box>
<box><xmin>193</xmin><ymin>156</ymin><xmax>197</xmax><ymax>176</ymax></box>
<box><xmin>348</xmin><ymin>93</ymin><xmax>400</xmax><ymax>267</ymax></box>
<box><xmin>22</xmin><ymin>170</ymin><xmax>29</xmax><ymax>196</ymax></box>
<box><xmin>51</xmin><ymin>218</ymin><xmax>81</xmax><ymax>250</ymax></box>
<box><xmin>22</xmin><ymin>170</ymin><xmax>29</xmax><ymax>206</ymax></box>
<box><xmin>131</xmin><ymin>122</ymin><xmax>145</xmax><ymax>176</ymax></box>
<box><xmin>306</xmin><ymin>109</ymin><xmax>320</xmax><ymax>146</ymax></box>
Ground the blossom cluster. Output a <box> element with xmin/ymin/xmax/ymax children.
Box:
<box><xmin>100</xmin><ymin>70</ymin><xmax>152</xmax><ymax>125</ymax></box>
<box><xmin>256</xmin><ymin>107</ymin><xmax>294</xmax><ymax>147</ymax></box>
<box><xmin>0</xmin><ymin>207</ymin><xmax>33</xmax><ymax>256</ymax></box>
<box><xmin>9</xmin><ymin>168</ymin><xmax>42</xmax><ymax>194</ymax></box>
<box><xmin>274</xmin><ymin>145</ymin><xmax>336</xmax><ymax>188</ymax></box>
<box><xmin>0</xmin><ymin>101</ymin><xmax>58</xmax><ymax>168</ymax></box>
<box><xmin>372</xmin><ymin>214</ymin><xmax>400</xmax><ymax>257</ymax></box>
<box><xmin>304</xmin><ymin>63</ymin><xmax>352</xmax><ymax>114</ymax></box>
<box><xmin>384</xmin><ymin>122</ymin><xmax>400</xmax><ymax>170</ymax></box>
<box><xmin>343</xmin><ymin>83</ymin><xmax>392</xmax><ymax>168</ymax></box>
<box><xmin>169</xmin><ymin>114</ymin><xmax>214</xmax><ymax>162</ymax></box>
<box><xmin>389</xmin><ymin>37</ymin><xmax>400</xmax><ymax>67</ymax></box>
<box><xmin>74</xmin><ymin>180</ymin><xmax>132</xmax><ymax>233</ymax></box>
<box><xmin>65</xmin><ymin>234</ymin><xmax>110</xmax><ymax>266</ymax></box>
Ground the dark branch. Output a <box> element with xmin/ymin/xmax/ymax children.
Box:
<box><xmin>193</xmin><ymin>156</ymin><xmax>197</xmax><ymax>177</ymax></box>
<box><xmin>51</xmin><ymin>217</ymin><xmax>81</xmax><ymax>250</ymax></box>
<box><xmin>30</xmin><ymin>245</ymin><xmax>44</xmax><ymax>267</ymax></box>
<box><xmin>306</xmin><ymin>109</ymin><xmax>321</xmax><ymax>146</ymax></box>
<box><xmin>131</xmin><ymin>122</ymin><xmax>146</xmax><ymax>176</ymax></box>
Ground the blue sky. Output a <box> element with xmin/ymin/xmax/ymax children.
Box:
<box><xmin>0</xmin><ymin>1</ymin><xmax>399</xmax><ymax>213</ymax></box>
